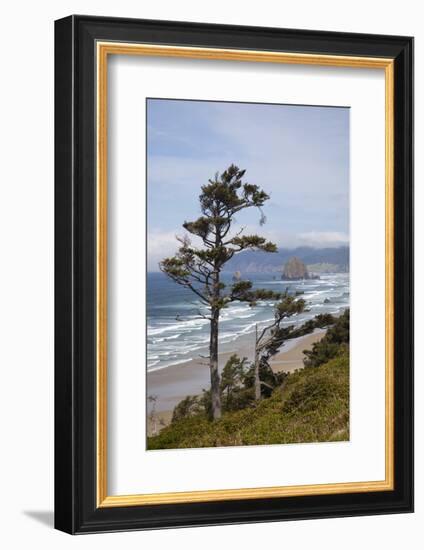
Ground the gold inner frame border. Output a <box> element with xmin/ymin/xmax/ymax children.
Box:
<box><xmin>96</xmin><ymin>42</ymin><xmax>394</xmax><ymax>508</ymax></box>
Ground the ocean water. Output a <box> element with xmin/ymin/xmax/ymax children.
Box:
<box><xmin>147</xmin><ymin>272</ymin><xmax>349</xmax><ymax>371</ymax></box>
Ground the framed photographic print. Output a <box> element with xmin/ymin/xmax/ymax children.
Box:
<box><xmin>54</xmin><ymin>15</ymin><xmax>413</xmax><ymax>534</ymax></box>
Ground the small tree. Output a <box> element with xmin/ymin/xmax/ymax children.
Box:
<box><xmin>253</xmin><ymin>292</ymin><xmax>306</xmax><ymax>400</ymax></box>
<box><xmin>303</xmin><ymin>309</ymin><xmax>349</xmax><ymax>368</ymax></box>
<box><xmin>147</xmin><ymin>395</ymin><xmax>159</xmax><ymax>436</ymax></box>
<box><xmin>172</xmin><ymin>395</ymin><xmax>202</xmax><ymax>423</ymax></box>
<box><xmin>252</xmin><ymin>309</ymin><xmax>340</xmax><ymax>400</ymax></box>
<box><xmin>160</xmin><ymin>165</ymin><xmax>278</xmax><ymax>420</ymax></box>
<box><xmin>220</xmin><ymin>354</ymin><xmax>250</xmax><ymax>412</ymax></box>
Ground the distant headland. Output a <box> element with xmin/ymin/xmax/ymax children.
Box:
<box><xmin>224</xmin><ymin>245</ymin><xmax>349</xmax><ymax>275</ymax></box>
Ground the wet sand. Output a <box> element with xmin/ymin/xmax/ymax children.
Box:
<box><xmin>147</xmin><ymin>330</ymin><xmax>325</xmax><ymax>415</ymax></box>
<box><xmin>269</xmin><ymin>330</ymin><xmax>324</xmax><ymax>373</ymax></box>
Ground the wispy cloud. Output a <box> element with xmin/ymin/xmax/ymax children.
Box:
<box><xmin>148</xmin><ymin>228</ymin><xmax>349</xmax><ymax>271</ymax></box>
<box><xmin>147</xmin><ymin>98</ymin><xmax>349</xmax><ymax>268</ymax></box>
<box><xmin>296</xmin><ymin>231</ymin><xmax>349</xmax><ymax>247</ymax></box>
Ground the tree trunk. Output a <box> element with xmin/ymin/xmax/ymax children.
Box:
<box><xmin>209</xmin><ymin>307</ymin><xmax>222</xmax><ymax>420</ymax></box>
<box><xmin>254</xmin><ymin>324</ymin><xmax>261</xmax><ymax>401</ymax></box>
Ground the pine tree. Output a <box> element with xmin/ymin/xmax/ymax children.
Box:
<box><xmin>160</xmin><ymin>165</ymin><xmax>278</xmax><ymax>420</ymax></box>
<box><xmin>220</xmin><ymin>354</ymin><xmax>249</xmax><ymax>412</ymax></box>
<box><xmin>253</xmin><ymin>291</ymin><xmax>306</xmax><ymax>400</ymax></box>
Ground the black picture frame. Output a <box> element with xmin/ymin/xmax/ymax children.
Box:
<box><xmin>55</xmin><ymin>14</ymin><xmax>414</xmax><ymax>534</ymax></box>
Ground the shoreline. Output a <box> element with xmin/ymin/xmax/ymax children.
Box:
<box><xmin>147</xmin><ymin>329</ymin><xmax>325</xmax><ymax>435</ymax></box>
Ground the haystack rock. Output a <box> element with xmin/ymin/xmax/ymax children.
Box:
<box><xmin>281</xmin><ymin>257</ymin><xmax>310</xmax><ymax>280</ymax></box>
<box><xmin>232</xmin><ymin>270</ymin><xmax>242</xmax><ymax>282</ymax></box>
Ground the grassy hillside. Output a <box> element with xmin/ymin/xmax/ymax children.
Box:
<box><xmin>147</xmin><ymin>350</ymin><xmax>349</xmax><ymax>450</ymax></box>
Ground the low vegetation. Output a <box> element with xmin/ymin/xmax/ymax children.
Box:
<box><xmin>147</xmin><ymin>311</ymin><xmax>350</xmax><ymax>450</ymax></box>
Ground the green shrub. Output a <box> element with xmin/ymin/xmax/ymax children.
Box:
<box><xmin>147</xmin><ymin>350</ymin><xmax>349</xmax><ymax>450</ymax></box>
<box><xmin>303</xmin><ymin>309</ymin><xmax>349</xmax><ymax>368</ymax></box>
<box><xmin>220</xmin><ymin>354</ymin><xmax>255</xmax><ymax>411</ymax></box>
<box><xmin>172</xmin><ymin>395</ymin><xmax>204</xmax><ymax>423</ymax></box>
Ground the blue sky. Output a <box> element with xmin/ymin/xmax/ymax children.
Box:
<box><xmin>147</xmin><ymin>99</ymin><xmax>349</xmax><ymax>271</ymax></box>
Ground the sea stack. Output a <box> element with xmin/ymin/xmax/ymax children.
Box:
<box><xmin>232</xmin><ymin>270</ymin><xmax>242</xmax><ymax>282</ymax></box>
<box><xmin>281</xmin><ymin>257</ymin><xmax>310</xmax><ymax>280</ymax></box>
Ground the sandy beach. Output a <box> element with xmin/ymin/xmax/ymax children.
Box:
<box><xmin>147</xmin><ymin>330</ymin><xmax>325</xmax><ymax>435</ymax></box>
<box><xmin>269</xmin><ymin>330</ymin><xmax>324</xmax><ymax>373</ymax></box>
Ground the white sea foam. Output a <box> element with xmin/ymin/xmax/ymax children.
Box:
<box><xmin>146</xmin><ymin>273</ymin><xmax>350</xmax><ymax>371</ymax></box>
